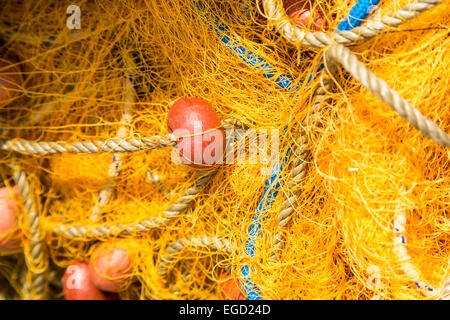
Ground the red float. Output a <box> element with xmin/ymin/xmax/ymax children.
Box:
<box><xmin>0</xmin><ymin>187</ymin><xmax>22</xmax><ymax>252</ymax></box>
<box><xmin>89</xmin><ymin>246</ymin><xmax>132</xmax><ymax>292</ymax></box>
<box><xmin>218</xmin><ymin>276</ymin><xmax>245</xmax><ymax>300</ymax></box>
<box><xmin>167</xmin><ymin>97</ymin><xmax>225</xmax><ymax>168</ymax></box>
<box><xmin>284</xmin><ymin>0</ymin><xmax>325</xmax><ymax>31</ymax></box>
<box><xmin>63</xmin><ymin>262</ymin><xmax>107</xmax><ymax>300</ymax></box>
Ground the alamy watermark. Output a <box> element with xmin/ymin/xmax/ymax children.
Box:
<box><xmin>66</xmin><ymin>5</ymin><xmax>81</xmax><ymax>30</ymax></box>
<box><xmin>170</xmin><ymin>121</ymin><xmax>282</xmax><ymax>176</ymax></box>
<box><xmin>65</xmin><ymin>264</ymin><xmax>82</xmax><ymax>289</ymax></box>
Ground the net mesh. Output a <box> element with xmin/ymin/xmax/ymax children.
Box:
<box><xmin>0</xmin><ymin>0</ymin><xmax>448</xmax><ymax>300</ymax></box>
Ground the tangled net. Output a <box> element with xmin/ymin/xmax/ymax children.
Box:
<box><xmin>0</xmin><ymin>0</ymin><xmax>448</xmax><ymax>300</ymax></box>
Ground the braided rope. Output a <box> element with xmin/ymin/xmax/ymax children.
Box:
<box><xmin>49</xmin><ymin>169</ymin><xmax>217</xmax><ymax>239</ymax></box>
<box><xmin>262</xmin><ymin>0</ymin><xmax>443</xmax><ymax>47</ymax></box>
<box><xmin>366</xmin><ymin>265</ymin><xmax>384</xmax><ymax>299</ymax></box>
<box><xmin>270</xmin><ymin>74</ymin><xmax>332</xmax><ymax>261</ymax></box>
<box><xmin>393</xmin><ymin>206</ymin><xmax>440</xmax><ymax>298</ymax></box>
<box><xmin>157</xmin><ymin>235</ymin><xmax>233</xmax><ymax>277</ymax></box>
<box><xmin>19</xmin><ymin>266</ymin><xmax>32</xmax><ymax>299</ymax></box>
<box><xmin>38</xmin><ymin>118</ymin><xmax>244</xmax><ymax>239</ymax></box>
<box><xmin>440</xmin><ymin>279</ymin><xmax>450</xmax><ymax>300</ymax></box>
<box><xmin>325</xmin><ymin>44</ymin><xmax>449</xmax><ymax>147</ymax></box>
<box><xmin>146</xmin><ymin>170</ymin><xmax>161</xmax><ymax>185</ymax></box>
<box><xmin>0</xmin><ymin>119</ymin><xmax>244</xmax><ymax>157</ymax></box>
<box><xmin>0</xmin><ymin>135</ymin><xmax>178</xmax><ymax>155</ymax></box>
<box><xmin>11</xmin><ymin>164</ymin><xmax>48</xmax><ymax>299</ymax></box>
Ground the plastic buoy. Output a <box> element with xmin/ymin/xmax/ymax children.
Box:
<box><xmin>89</xmin><ymin>246</ymin><xmax>132</xmax><ymax>292</ymax></box>
<box><xmin>167</xmin><ymin>97</ymin><xmax>225</xmax><ymax>168</ymax></box>
<box><xmin>284</xmin><ymin>0</ymin><xmax>325</xmax><ymax>31</ymax></box>
<box><xmin>63</xmin><ymin>262</ymin><xmax>107</xmax><ymax>300</ymax></box>
<box><xmin>0</xmin><ymin>187</ymin><xmax>22</xmax><ymax>252</ymax></box>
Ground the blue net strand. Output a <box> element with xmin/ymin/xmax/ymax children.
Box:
<box><xmin>194</xmin><ymin>0</ymin><xmax>297</xmax><ymax>91</ymax></box>
<box><xmin>337</xmin><ymin>0</ymin><xmax>380</xmax><ymax>31</ymax></box>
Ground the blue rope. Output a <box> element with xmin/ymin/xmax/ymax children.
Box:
<box><xmin>338</xmin><ymin>0</ymin><xmax>380</xmax><ymax>31</ymax></box>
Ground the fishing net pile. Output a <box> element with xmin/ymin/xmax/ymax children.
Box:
<box><xmin>0</xmin><ymin>0</ymin><xmax>448</xmax><ymax>300</ymax></box>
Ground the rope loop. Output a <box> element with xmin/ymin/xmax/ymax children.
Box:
<box><xmin>262</xmin><ymin>0</ymin><xmax>443</xmax><ymax>47</ymax></box>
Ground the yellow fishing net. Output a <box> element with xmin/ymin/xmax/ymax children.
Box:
<box><xmin>0</xmin><ymin>0</ymin><xmax>448</xmax><ymax>300</ymax></box>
